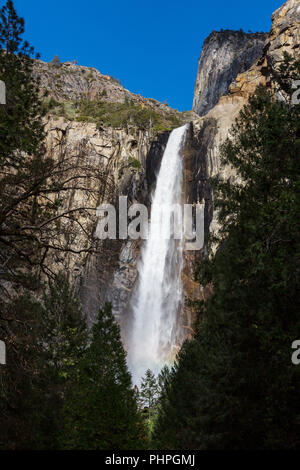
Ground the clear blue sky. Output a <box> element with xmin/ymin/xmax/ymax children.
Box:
<box><xmin>13</xmin><ymin>0</ymin><xmax>284</xmax><ymax>111</ymax></box>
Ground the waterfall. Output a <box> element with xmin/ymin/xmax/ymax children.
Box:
<box><xmin>128</xmin><ymin>125</ymin><xmax>188</xmax><ymax>384</ymax></box>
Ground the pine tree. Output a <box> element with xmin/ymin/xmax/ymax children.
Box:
<box><xmin>139</xmin><ymin>369</ymin><xmax>159</xmax><ymax>419</ymax></box>
<box><xmin>59</xmin><ymin>303</ymin><xmax>144</xmax><ymax>450</ymax></box>
<box><xmin>0</xmin><ymin>274</ymin><xmax>89</xmax><ymax>449</ymax></box>
<box><xmin>157</xmin><ymin>365</ymin><xmax>171</xmax><ymax>399</ymax></box>
<box><xmin>35</xmin><ymin>274</ymin><xmax>89</xmax><ymax>449</ymax></box>
<box><xmin>152</xmin><ymin>341</ymin><xmax>204</xmax><ymax>450</ymax></box>
<box><xmin>42</xmin><ymin>273</ymin><xmax>88</xmax><ymax>380</ymax></box>
<box><xmin>0</xmin><ymin>293</ymin><xmax>44</xmax><ymax>449</ymax></box>
<box><xmin>0</xmin><ymin>0</ymin><xmax>44</xmax><ymax>162</ymax></box>
<box><xmin>0</xmin><ymin>0</ymin><xmax>47</xmax><ymax>290</ymax></box>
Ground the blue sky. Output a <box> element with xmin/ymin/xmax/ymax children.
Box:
<box><xmin>13</xmin><ymin>0</ymin><xmax>284</xmax><ymax>111</ymax></box>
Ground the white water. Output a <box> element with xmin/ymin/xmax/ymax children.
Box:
<box><xmin>128</xmin><ymin>125</ymin><xmax>188</xmax><ymax>384</ymax></box>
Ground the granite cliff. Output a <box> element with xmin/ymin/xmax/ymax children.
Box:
<box><xmin>192</xmin><ymin>30</ymin><xmax>267</xmax><ymax>116</ymax></box>
<box><xmin>192</xmin><ymin>0</ymin><xmax>300</xmax><ymax>234</ymax></box>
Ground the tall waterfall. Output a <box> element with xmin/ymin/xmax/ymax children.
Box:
<box><xmin>128</xmin><ymin>125</ymin><xmax>188</xmax><ymax>384</ymax></box>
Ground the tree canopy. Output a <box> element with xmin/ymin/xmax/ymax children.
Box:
<box><xmin>59</xmin><ymin>303</ymin><xmax>145</xmax><ymax>450</ymax></box>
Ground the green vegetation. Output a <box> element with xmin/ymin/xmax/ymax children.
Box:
<box><xmin>59</xmin><ymin>303</ymin><xmax>145</xmax><ymax>450</ymax></box>
<box><xmin>109</xmin><ymin>75</ymin><xmax>122</xmax><ymax>86</ymax></box>
<box><xmin>153</xmin><ymin>60</ymin><xmax>300</xmax><ymax>449</ymax></box>
<box><xmin>128</xmin><ymin>157</ymin><xmax>142</xmax><ymax>169</ymax></box>
<box><xmin>0</xmin><ymin>274</ymin><xmax>89</xmax><ymax>449</ymax></box>
<box><xmin>45</xmin><ymin>98</ymin><xmax>183</xmax><ymax>132</ymax></box>
<box><xmin>135</xmin><ymin>369</ymin><xmax>160</xmax><ymax>440</ymax></box>
<box><xmin>0</xmin><ymin>0</ymin><xmax>44</xmax><ymax>163</ymax></box>
<box><xmin>1</xmin><ymin>278</ymin><xmax>147</xmax><ymax>450</ymax></box>
<box><xmin>139</xmin><ymin>369</ymin><xmax>159</xmax><ymax>419</ymax></box>
<box><xmin>41</xmin><ymin>96</ymin><xmax>60</xmax><ymax>113</ymax></box>
<box><xmin>119</xmin><ymin>156</ymin><xmax>142</xmax><ymax>178</ymax></box>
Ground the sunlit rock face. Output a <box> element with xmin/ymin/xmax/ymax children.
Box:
<box><xmin>33</xmin><ymin>59</ymin><xmax>181</xmax><ymax>118</ymax></box>
<box><xmin>266</xmin><ymin>0</ymin><xmax>300</xmax><ymax>71</ymax></box>
<box><xmin>191</xmin><ymin>0</ymin><xmax>300</xmax><ymax>236</ymax></box>
<box><xmin>193</xmin><ymin>30</ymin><xmax>267</xmax><ymax>116</ymax></box>
<box><xmin>264</xmin><ymin>0</ymin><xmax>300</xmax><ymax>105</ymax></box>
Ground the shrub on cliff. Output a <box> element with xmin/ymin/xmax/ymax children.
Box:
<box><xmin>49</xmin><ymin>55</ymin><xmax>62</xmax><ymax>68</ymax></box>
<box><xmin>47</xmin><ymin>98</ymin><xmax>182</xmax><ymax>132</ymax></box>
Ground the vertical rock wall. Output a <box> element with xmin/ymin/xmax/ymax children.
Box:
<box><xmin>193</xmin><ymin>30</ymin><xmax>267</xmax><ymax>116</ymax></box>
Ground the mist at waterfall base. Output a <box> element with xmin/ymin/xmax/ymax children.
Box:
<box><xmin>127</xmin><ymin>125</ymin><xmax>188</xmax><ymax>386</ymax></box>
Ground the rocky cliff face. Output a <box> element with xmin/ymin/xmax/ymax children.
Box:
<box><xmin>38</xmin><ymin>0</ymin><xmax>299</xmax><ymax>343</ymax></box>
<box><xmin>41</xmin><ymin>103</ymin><xmax>197</xmax><ymax>333</ymax></box>
<box><xmin>192</xmin><ymin>30</ymin><xmax>267</xmax><ymax>116</ymax></box>
<box><xmin>266</xmin><ymin>0</ymin><xmax>300</xmax><ymax>71</ymax></box>
<box><xmin>193</xmin><ymin>0</ymin><xmax>300</xmax><ymax>231</ymax></box>
<box><xmin>43</xmin><ymin>116</ymin><xmax>154</xmax><ymax>326</ymax></box>
<box><xmin>34</xmin><ymin>59</ymin><xmax>186</xmax><ymax>120</ymax></box>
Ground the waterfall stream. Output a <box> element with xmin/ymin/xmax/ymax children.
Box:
<box><xmin>128</xmin><ymin>125</ymin><xmax>188</xmax><ymax>384</ymax></box>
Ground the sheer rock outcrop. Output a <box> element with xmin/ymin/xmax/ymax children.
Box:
<box><xmin>192</xmin><ymin>30</ymin><xmax>267</xmax><ymax>116</ymax></box>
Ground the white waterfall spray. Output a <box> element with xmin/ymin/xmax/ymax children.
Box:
<box><xmin>128</xmin><ymin>125</ymin><xmax>188</xmax><ymax>384</ymax></box>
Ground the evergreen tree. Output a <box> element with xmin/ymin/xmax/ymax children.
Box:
<box><xmin>0</xmin><ymin>293</ymin><xmax>44</xmax><ymax>449</ymax></box>
<box><xmin>59</xmin><ymin>303</ymin><xmax>144</xmax><ymax>450</ymax></box>
<box><xmin>42</xmin><ymin>273</ymin><xmax>88</xmax><ymax>380</ymax></box>
<box><xmin>139</xmin><ymin>369</ymin><xmax>159</xmax><ymax>419</ymax></box>
<box><xmin>0</xmin><ymin>0</ymin><xmax>47</xmax><ymax>291</ymax></box>
<box><xmin>0</xmin><ymin>0</ymin><xmax>43</xmax><ymax>163</ymax></box>
<box><xmin>154</xmin><ymin>65</ymin><xmax>300</xmax><ymax>449</ymax></box>
<box><xmin>0</xmin><ymin>275</ymin><xmax>88</xmax><ymax>449</ymax></box>
<box><xmin>157</xmin><ymin>365</ymin><xmax>171</xmax><ymax>399</ymax></box>
<box><xmin>35</xmin><ymin>274</ymin><xmax>89</xmax><ymax>449</ymax></box>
